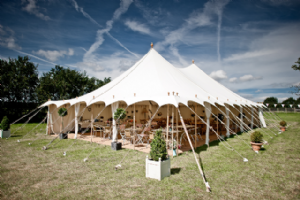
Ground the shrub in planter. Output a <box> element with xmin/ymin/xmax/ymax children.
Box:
<box><xmin>279</xmin><ymin>120</ymin><xmax>287</xmax><ymax>132</ymax></box>
<box><xmin>113</xmin><ymin>108</ymin><xmax>127</xmax><ymax>124</ymax></box>
<box><xmin>150</xmin><ymin>130</ymin><xmax>167</xmax><ymax>161</ymax></box>
<box><xmin>1</xmin><ymin>116</ymin><xmax>10</xmax><ymax>138</ymax></box>
<box><xmin>58</xmin><ymin>108</ymin><xmax>68</xmax><ymax>139</ymax></box>
<box><xmin>146</xmin><ymin>129</ymin><xmax>170</xmax><ymax>180</ymax></box>
<box><xmin>250</xmin><ymin>131</ymin><xmax>263</xmax><ymax>151</ymax></box>
<box><xmin>1</xmin><ymin>116</ymin><xmax>10</xmax><ymax>131</ymax></box>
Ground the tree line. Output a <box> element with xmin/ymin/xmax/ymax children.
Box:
<box><xmin>263</xmin><ymin>97</ymin><xmax>300</xmax><ymax>108</ymax></box>
<box><xmin>0</xmin><ymin>56</ymin><xmax>111</xmax><ymax>122</ymax></box>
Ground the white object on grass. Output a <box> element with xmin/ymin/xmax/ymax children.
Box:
<box><xmin>83</xmin><ymin>158</ymin><xmax>88</xmax><ymax>162</ymax></box>
<box><xmin>63</xmin><ymin>152</ymin><xmax>67</xmax><ymax>156</ymax></box>
<box><xmin>243</xmin><ymin>158</ymin><xmax>248</xmax><ymax>162</ymax></box>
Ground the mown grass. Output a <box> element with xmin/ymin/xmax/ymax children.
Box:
<box><xmin>1</xmin><ymin>113</ymin><xmax>300</xmax><ymax>199</ymax></box>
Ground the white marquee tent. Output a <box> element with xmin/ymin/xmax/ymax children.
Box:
<box><xmin>40</xmin><ymin>45</ymin><xmax>266</xmax><ymax>144</ymax></box>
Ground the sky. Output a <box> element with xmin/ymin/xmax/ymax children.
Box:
<box><xmin>0</xmin><ymin>0</ymin><xmax>300</xmax><ymax>103</ymax></box>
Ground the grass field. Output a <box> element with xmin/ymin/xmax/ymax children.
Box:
<box><xmin>1</xmin><ymin>113</ymin><xmax>300</xmax><ymax>199</ymax></box>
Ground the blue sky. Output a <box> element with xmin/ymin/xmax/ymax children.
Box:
<box><xmin>0</xmin><ymin>0</ymin><xmax>300</xmax><ymax>103</ymax></box>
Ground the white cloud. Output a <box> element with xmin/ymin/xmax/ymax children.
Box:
<box><xmin>75</xmin><ymin>62</ymin><xmax>105</xmax><ymax>72</ymax></box>
<box><xmin>33</xmin><ymin>48</ymin><xmax>74</xmax><ymax>62</ymax></box>
<box><xmin>229</xmin><ymin>77</ymin><xmax>237</xmax><ymax>83</ymax></box>
<box><xmin>224</xmin><ymin>49</ymin><xmax>278</xmax><ymax>62</ymax></box>
<box><xmin>0</xmin><ymin>25</ymin><xmax>21</xmax><ymax>50</ymax></box>
<box><xmin>15</xmin><ymin>50</ymin><xmax>57</xmax><ymax>66</ymax></box>
<box><xmin>154</xmin><ymin>0</ymin><xmax>230</xmax><ymax>66</ymax></box>
<box><xmin>73</xmin><ymin>51</ymin><xmax>139</xmax><ymax>80</ymax></box>
<box><xmin>119</xmin><ymin>59</ymin><xmax>135</xmax><ymax>71</ymax></box>
<box><xmin>5</xmin><ymin>37</ymin><xmax>22</xmax><ymax>50</ymax></box>
<box><xmin>71</xmin><ymin>0</ymin><xmax>137</xmax><ymax>57</ymax></box>
<box><xmin>71</xmin><ymin>0</ymin><xmax>101</xmax><ymax>27</ymax></box>
<box><xmin>239</xmin><ymin>74</ymin><xmax>262</xmax><ymax>82</ymax></box>
<box><xmin>22</xmin><ymin>0</ymin><xmax>50</xmax><ymax>21</ymax></box>
<box><xmin>220</xmin><ymin>23</ymin><xmax>300</xmax><ymax>96</ymax></box>
<box><xmin>209</xmin><ymin>70</ymin><xmax>227</xmax><ymax>81</ymax></box>
<box><xmin>124</xmin><ymin>20</ymin><xmax>151</xmax><ymax>35</ymax></box>
<box><xmin>134</xmin><ymin>0</ymin><xmax>170</xmax><ymax>26</ymax></box>
<box><xmin>84</xmin><ymin>0</ymin><xmax>134</xmax><ymax>61</ymax></box>
<box><xmin>68</xmin><ymin>48</ymin><xmax>74</xmax><ymax>56</ymax></box>
<box><xmin>229</xmin><ymin>74</ymin><xmax>262</xmax><ymax>83</ymax></box>
<box><xmin>293</xmin><ymin>81</ymin><xmax>300</xmax><ymax>86</ymax></box>
<box><xmin>255</xmin><ymin>89</ymin><xmax>263</xmax><ymax>93</ymax></box>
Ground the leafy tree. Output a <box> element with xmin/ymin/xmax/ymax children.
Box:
<box><xmin>282</xmin><ymin>97</ymin><xmax>295</xmax><ymax>106</ymax></box>
<box><xmin>0</xmin><ymin>56</ymin><xmax>40</xmax><ymax>121</ymax></box>
<box><xmin>0</xmin><ymin>56</ymin><xmax>39</xmax><ymax>103</ymax></box>
<box><xmin>36</xmin><ymin>65</ymin><xmax>111</xmax><ymax>103</ymax></box>
<box><xmin>263</xmin><ymin>97</ymin><xmax>278</xmax><ymax>107</ymax></box>
<box><xmin>291</xmin><ymin>57</ymin><xmax>300</xmax><ymax>96</ymax></box>
<box><xmin>295</xmin><ymin>97</ymin><xmax>300</xmax><ymax>106</ymax></box>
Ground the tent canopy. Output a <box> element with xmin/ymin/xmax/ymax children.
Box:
<box><xmin>40</xmin><ymin>46</ymin><xmax>261</xmax><ymax>109</ymax></box>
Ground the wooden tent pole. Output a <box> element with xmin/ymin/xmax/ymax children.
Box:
<box><xmin>134</xmin><ymin>104</ymin><xmax>136</xmax><ymax>150</ymax></box>
<box><xmin>91</xmin><ymin>104</ymin><xmax>94</xmax><ymax>143</ymax></box>
<box><xmin>166</xmin><ymin>104</ymin><xmax>169</xmax><ymax>152</ymax></box>
<box><xmin>178</xmin><ymin>111</ymin><xmax>211</xmax><ymax>192</ymax></box>
<box><xmin>195</xmin><ymin>103</ymin><xmax>197</xmax><ymax>149</ymax></box>
<box><xmin>176</xmin><ymin>107</ymin><xmax>179</xmax><ymax>156</ymax></box>
<box><xmin>60</xmin><ymin>116</ymin><xmax>62</xmax><ymax>133</ymax></box>
<box><xmin>172</xmin><ymin>105</ymin><xmax>174</xmax><ymax>158</ymax></box>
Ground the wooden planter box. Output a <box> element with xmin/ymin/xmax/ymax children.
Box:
<box><xmin>146</xmin><ymin>156</ymin><xmax>170</xmax><ymax>181</ymax></box>
<box><xmin>0</xmin><ymin>130</ymin><xmax>10</xmax><ymax>138</ymax></box>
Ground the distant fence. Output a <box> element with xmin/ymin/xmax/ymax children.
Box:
<box><xmin>265</xmin><ymin>108</ymin><xmax>300</xmax><ymax>113</ymax></box>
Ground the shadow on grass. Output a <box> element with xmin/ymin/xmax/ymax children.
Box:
<box><xmin>10</xmin><ymin>134</ymin><xmax>22</xmax><ymax>138</ymax></box>
<box><xmin>260</xmin><ymin>147</ymin><xmax>266</xmax><ymax>151</ymax></box>
<box><xmin>171</xmin><ymin>168</ymin><xmax>181</xmax><ymax>174</ymax></box>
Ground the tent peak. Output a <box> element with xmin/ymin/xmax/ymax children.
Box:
<box><xmin>151</xmin><ymin>42</ymin><xmax>153</xmax><ymax>48</ymax></box>
<box><xmin>192</xmin><ymin>60</ymin><xmax>194</xmax><ymax>64</ymax></box>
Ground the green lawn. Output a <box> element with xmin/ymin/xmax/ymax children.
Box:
<box><xmin>1</xmin><ymin>113</ymin><xmax>300</xmax><ymax>199</ymax></box>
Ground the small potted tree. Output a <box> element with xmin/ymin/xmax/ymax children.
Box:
<box><xmin>146</xmin><ymin>129</ymin><xmax>170</xmax><ymax>181</ymax></box>
<box><xmin>1</xmin><ymin>116</ymin><xmax>10</xmax><ymax>138</ymax></box>
<box><xmin>279</xmin><ymin>120</ymin><xmax>287</xmax><ymax>132</ymax></box>
<box><xmin>250</xmin><ymin>131</ymin><xmax>263</xmax><ymax>151</ymax></box>
<box><xmin>111</xmin><ymin>108</ymin><xmax>127</xmax><ymax>150</ymax></box>
<box><xmin>58</xmin><ymin>108</ymin><xmax>68</xmax><ymax>139</ymax></box>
